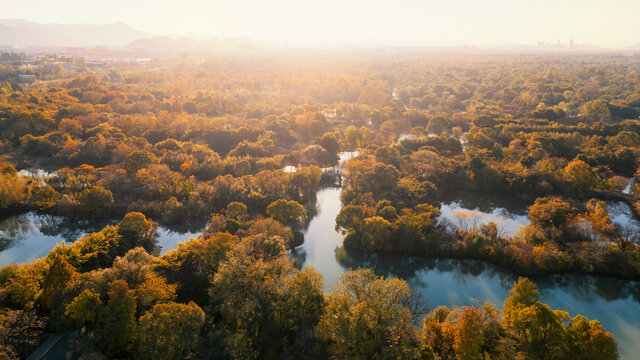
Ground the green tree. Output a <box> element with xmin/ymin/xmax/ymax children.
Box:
<box><xmin>100</xmin><ymin>280</ymin><xmax>137</xmax><ymax>357</ymax></box>
<box><xmin>65</xmin><ymin>289</ymin><xmax>103</xmax><ymax>326</ymax></box>
<box><xmin>503</xmin><ymin>278</ymin><xmax>567</xmax><ymax>360</ymax></box>
<box><xmin>318</xmin><ymin>268</ymin><xmax>420</xmax><ymax>359</ymax></box>
<box><xmin>77</xmin><ymin>186</ymin><xmax>113</xmax><ymax>218</ymax></box>
<box><xmin>565</xmin><ymin>315</ymin><xmax>618</xmax><ymax>360</ymax></box>
<box><xmin>356</xmin><ymin>216</ymin><xmax>392</xmax><ymax>252</ymax></box>
<box><xmin>266</xmin><ymin>199</ymin><xmax>307</xmax><ymax>226</ymax></box>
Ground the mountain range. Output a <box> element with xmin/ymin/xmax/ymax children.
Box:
<box><xmin>0</xmin><ymin>19</ymin><xmax>261</xmax><ymax>53</ymax></box>
<box><xmin>0</xmin><ymin>19</ymin><xmax>152</xmax><ymax>47</ymax></box>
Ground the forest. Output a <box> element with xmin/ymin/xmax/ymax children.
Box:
<box><xmin>1</xmin><ymin>52</ymin><xmax>638</xmax><ymax>359</ymax></box>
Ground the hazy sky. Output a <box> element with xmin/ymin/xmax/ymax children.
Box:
<box><xmin>4</xmin><ymin>0</ymin><xmax>640</xmax><ymax>47</ymax></box>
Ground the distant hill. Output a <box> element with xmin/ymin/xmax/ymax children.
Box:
<box><xmin>0</xmin><ymin>19</ymin><xmax>152</xmax><ymax>47</ymax></box>
<box><xmin>125</xmin><ymin>35</ymin><xmax>263</xmax><ymax>54</ymax></box>
<box><xmin>0</xmin><ymin>19</ymin><xmax>265</xmax><ymax>53</ymax></box>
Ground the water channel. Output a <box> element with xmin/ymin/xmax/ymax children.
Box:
<box><xmin>293</xmin><ymin>152</ymin><xmax>640</xmax><ymax>360</ymax></box>
<box><xmin>3</xmin><ymin>152</ymin><xmax>640</xmax><ymax>358</ymax></box>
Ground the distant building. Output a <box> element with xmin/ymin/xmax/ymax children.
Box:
<box><xmin>85</xmin><ymin>61</ymin><xmax>104</xmax><ymax>69</ymax></box>
<box><xmin>17</xmin><ymin>74</ymin><xmax>36</xmax><ymax>83</ymax></box>
<box><xmin>59</xmin><ymin>62</ymin><xmax>76</xmax><ymax>71</ymax></box>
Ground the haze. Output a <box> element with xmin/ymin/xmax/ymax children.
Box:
<box><xmin>4</xmin><ymin>0</ymin><xmax>640</xmax><ymax>47</ymax></box>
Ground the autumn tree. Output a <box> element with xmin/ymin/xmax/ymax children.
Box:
<box><xmin>503</xmin><ymin>278</ymin><xmax>567</xmax><ymax>359</ymax></box>
<box><xmin>65</xmin><ymin>289</ymin><xmax>103</xmax><ymax>326</ymax></box>
<box><xmin>318</xmin><ymin>268</ymin><xmax>421</xmax><ymax>359</ymax></box>
<box><xmin>565</xmin><ymin>315</ymin><xmax>618</xmax><ymax>360</ymax></box>
<box><xmin>225</xmin><ymin>201</ymin><xmax>248</xmax><ymax>221</ymax></box>
<box><xmin>563</xmin><ymin>159</ymin><xmax>604</xmax><ymax>191</ymax></box>
<box><xmin>100</xmin><ymin>280</ymin><xmax>137</xmax><ymax>357</ymax></box>
<box><xmin>136</xmin><ymin>302</ymin><xmax>205</xmax><ymax>360</ymax></box>
<box><xmin>39</xmin><ymin>254</ymin><xmax>78</xmax><ymax>311</ymax></box>
<box><xmin>348</xmin><ymin>216</ymin><xmax>392</xmax><ymax>252</ymax></box>
<box><xmin>76</xmin><ymin>185</ymin><xmax>113</xmax><ymax>218</ymax></box>
<box><xmin>208</xmin><ymin>235</ymin><xmax>324</xmax><ymax>359</ymax></box>
<box><xmin>0</xmin><ymin>310</ymin><xmax>47</xmax><ymax>359</ymax></box>
<box><xmin>266</xmin><ymin>199</ymin><xmax>307</xmax><ymax>226</ymax></box>
<box><xmin>454</xmin><ymin>307</ymin><xmax>484</xmax><ymax>360</ymax></box>
<box><xmin>313</xmin><ymin>132</ymin><xmax>340</xmax><ymax>154</ymax></box>
<box><xmin>582</xmin><ymin>99</ymin><xmax>611</xmax><ymax>122</ymax></box>
<box><xmin>124</xmin><ymin>149</ymin><xmax>158</xmax><ymax>174</ymax></box>
<box><xmin>117</xmin><ymin>211</ymin><xmax>158</xmax><ymax>251</ymax></box>
<box><xmin>527</xmin><ymin>197</ymin><xmax>572</xmax><ymax>242</ymax></box>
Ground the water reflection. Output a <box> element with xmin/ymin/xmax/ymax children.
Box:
<box><xmin>0</xmin><ymin>212</ymin><xmax>204</xmax><ymax>266</ymax></box>
<box><xmin>438</xmin><ymin>191</ymin><xmax>531</xmax><ymax>237</ymax></box>
<box><xmin>296</xmin><ymin>161</ymin><xmax>640</xmax><ymax>359</ymax></box>
<box><xmin>155</xmin><ymin>221</ymin><xmax>205</xmax><ymax>254</ymax></box>
<box><xmin>608</xmin><ymin>201</ymin><xmax>640</xmax><ymax>232</ymax></box>
<box><xmin>328</xmin><ymin>242</ymin><xmax>640</xmax><ymax>359</ymax></box>
<box><xmin>0</xmin><ymin>212</ymin><xmax>117</xmax><ymax>265</ymax></box>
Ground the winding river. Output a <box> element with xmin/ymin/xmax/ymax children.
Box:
<box><xmin>3</xmin><ymin>153</ymin><xmax>640</xmax><ymax>359</ymax></box>
<box><xmin>292</xmin><ymin>152</ymin><xmax>640</xmax><ymax>360</ymax></box>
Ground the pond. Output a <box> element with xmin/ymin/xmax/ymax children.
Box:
<box><xmin>609</xmin><ymin>201</ymin><xmax>640</xmax><ymax>233</ymax></box>
<box><xmin>438</xmin><ymin>191</ymin><xmax>531</xmax><ymax>237</ymax></box>
<box><xmin>0</xmin><ymin>212</ymin><xmax>204</xmax><ymax>266</ymax></box>
<box><xmin>293</xmin><ymin>153</ymin><xmax>640</xmax><ymax>360</ymax></box>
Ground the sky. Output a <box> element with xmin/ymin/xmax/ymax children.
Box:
<box><xmin>3</xmin><ymin>0</ymin><xmax>640</xmax><ymax>47</ymax></box>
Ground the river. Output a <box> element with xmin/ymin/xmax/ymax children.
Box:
<box><xmin>293</xmin><ymin>152</ymin><xmax>640</xmax><ymax>360</ymax></box>
<box><xmin>4</xmin><ymin>153</ymin><xmax>640</xmax><ymax>359</ymax></box>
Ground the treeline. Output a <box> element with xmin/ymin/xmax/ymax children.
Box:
<box><xmin>0</xmin><ymin>159</ymin><xmax>322</xmax><ymax>224</ymax></box>
<box><xmin>0</xmin><ymin>211</ymin><xmax>618</xmax><ymax>359</ymax></box>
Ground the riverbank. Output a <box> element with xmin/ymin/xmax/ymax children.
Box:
<box><xmin>295</xmin><ymin>178</ymin><xmax>640</xmax><ymax>360</ymax></box>
<box><xmin>347</xmin><ymin>228</ymin><xmax>640</xmax><ymax>279</ymax></box>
